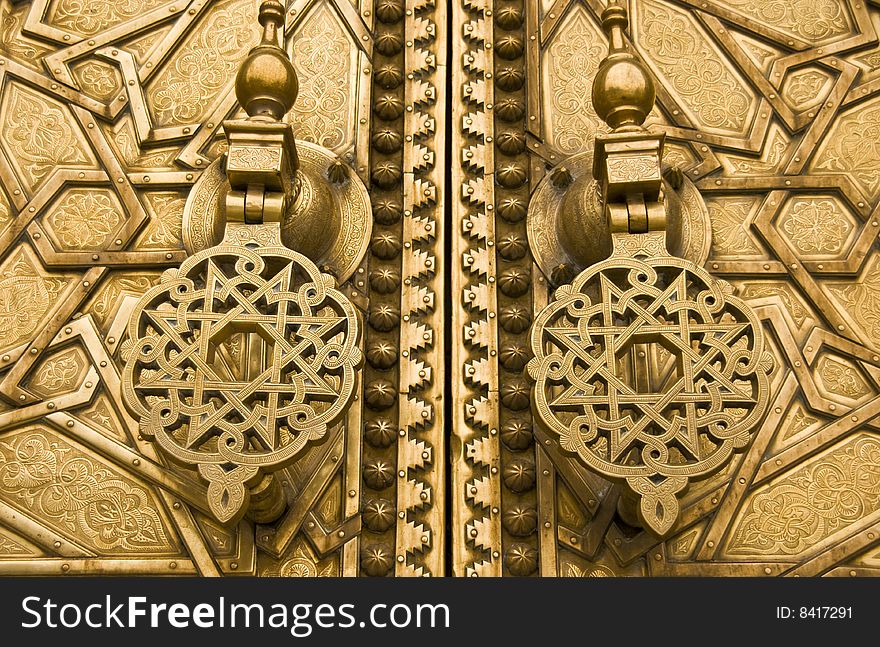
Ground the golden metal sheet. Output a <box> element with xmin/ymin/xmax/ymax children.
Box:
<box><xmin>0</xmin><ymin>0</ymin><xmax>879</xmax><ymax>578</ymax></box>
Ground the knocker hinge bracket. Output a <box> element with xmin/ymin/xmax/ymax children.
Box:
<box><xmin>223</xmin><ymin>118</ymin><xmax>299</xmax><ymax>225</ymax></box>
<box><xmin>594</xmin><ymin>130</ymin><xmax>667</xmax><ymax>236</ymax></box>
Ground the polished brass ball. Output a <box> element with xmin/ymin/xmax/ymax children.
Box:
<box><xmin>235</xmin><ymin>1</ymin><xmax>298</xmax><ymax>120</ymax></box>
<box><xmin>591</xmin><ymin>55</ymin><xmax>655</xmax><ymax>130</ymax></box>
<box><xmin>591</xmin><ymin>5</ymin><xmax>655</xmax><ymax>130</ymax></box>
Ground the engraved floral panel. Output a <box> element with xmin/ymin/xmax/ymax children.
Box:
<box><xmin>0</xmin><ymin>189</ymin><xmax>11</xmax><ymax>233</ymax></box>
<box><xmin>0</xmin><ymin>245</ymin><xmax>70</xmax><ymax>355</ymax></box>
<box><xmin>814</xmin><ymin>354</ymin><xmax>874</xmax><ymax>404</ymax></box>
<box><xmin>0</xmin><ymin>82</ymin><xmax>97</xmax><ymax>192</ymax></box>
<box><xmin>812</xmin><ymin>96</ymin><xmax>880</xmax><ymax>199</ymax></box>
<box><xmin>0</xmin><ymin>528</ymin><xmax>38</xmax><ymax>557</ymax></box>
<box><xmin>71</xmin><ymin>59</ymin><xmax>122</xmax><ymax>101</ymax></box>
<box><xmin>724</xmin><ymin>434</ymin><xmax>880</xmax><ymax>558</ymax></box>
<box><xmin>145</xmin><ymin>0</ymin><xmax>260</xmax><ymax>127</ymax></box>
<box><xmin>257</xmin><ymin>538</ymin><xmax>336</xmax><ymax>577</ymax></box>
<box><xmin>718</xmin><ymin>0</ymin><xmax>851</xmax><ymax>44</ymax></box>
<box><xmin>81</xmin><ymin>271</ymin><xmax>162</xmax><ymax>331</ymax></box>
<box><xmin>46</xmin><ymin>0</ymin><xmax>175</xmax><ymax>37</ymax></box>
<box><xmin>287</xmin><ymin>1</ymin><xmax>356</xmax><ymax>152</ymax></box>
<box><xmin>0</xmin><ymin>425</ymin><xmax>179</xmax><ymax>554</ymax></box>
<box><xmin>776</xmin><ymin>195</ymin><xmax>857</xmax><ymax>260</ymax></box>
<box><xmin>43</xmin><ymin>189</ymin><xmax>125</xmax><ymax>251</ymax></box>
<box><xmin>717</xmin><ymin>124</ymin><xmax>790</xmax><ymax>176</ymax></box>
<box><xmin>632</xmin><ymin>0</ymin><xmax>757</xmax><ymax>137</ymax></box>
<box><xmin>729</xmin><ymin>31</ymin><xmax>783</xmax><ymax>75</ymax></box>
<box><xmin>781</xmin><ymin>67</ymin><xmax>833</xmax><ymax>111</ymax></box>
<box><xmin>542</xmin><ymin>5</ymin><xmax>607</xmax><ymax>155</ymax></box>
<box><xmin>740</xmin><ymin>281</ymin><xmax>816</xmax><ymax>330</ymax></box>
<box><xmin>135</xmin><ymin>191</ymin><xmax>186</xmax><ymax>250</ymax></box>
<box><xmin>705</xmin><ymin>196</ymin><xmax>764</xmax><ymax>259</ymax></box>
<box><xmin>1</xmin><ymin>3</ymin><xmax>54</xmax><ymax>70</ymax></box>
<box><xmin>25</xmin><ymin>346</ymin><xmax>89</xmax><ymax>398</ymax></box>
<box><xmin>825</xmin><ymin>252</ymin><xmax>880</xmax><ymax>347</ymax></box>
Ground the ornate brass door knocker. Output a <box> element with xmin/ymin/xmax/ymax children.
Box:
<box><xmin>527</xmin><ymin>4</ymin><xmax>773</xmax><ymax>536</ymax></box>
<box><xmin>120</xmin><ymin>1</ymin><xmax>370</xmax><ymax>525</ymax></box>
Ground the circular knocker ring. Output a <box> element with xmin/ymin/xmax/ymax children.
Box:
<box><xmin>121</xmin><ymin>246</ymin><xmax>362</xmax><ymax>523</ymax></box>
<box><xmin>527</xmin><ymin>244</ymin><xmax>773</xmax><ymax>535</ymax></box>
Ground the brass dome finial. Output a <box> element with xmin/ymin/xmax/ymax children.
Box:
<box><xmin>235</xmin><ymin>0</ymin><xmax>298</xmax><ymax>121</ymax></box>
<box><xmin>591</xmin><ymin>1</ymin><xmax>655</xmax><ymax>131</ymax></box>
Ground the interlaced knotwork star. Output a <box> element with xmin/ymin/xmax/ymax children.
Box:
<box><xmin>543</xmin><ymin>269</ymin><xmax>757</xmax><ymax>461</ymax></box>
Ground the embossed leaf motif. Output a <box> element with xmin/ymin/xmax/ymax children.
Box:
<box><xmin>781</xmin><ymin>200</ymin><xmax>850</xmax><ymax>254</ymax></box>
<box><xmin>0</xmin><ymin>432</ymin><xmax>170</xmax><ymax>552</ymax></box>
<box><xmin>5</xmin><ymin>86</ymin><xmax>92</xmax><ymax>187</ymax></box>
<box><xmin>33</xmin><ymin>355</ymin><xmax>79</xmax><ymax>390</ymax></box>
<box><xmin>51</xmin><ymin>192</ymin><xmax>122</xmax><ymax>249</ymax></box>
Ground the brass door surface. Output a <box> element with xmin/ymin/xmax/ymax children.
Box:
<box><xmin>0</xmin><ymin>0</ymin><xmax>878</xmax><ymax>578</ymax></box>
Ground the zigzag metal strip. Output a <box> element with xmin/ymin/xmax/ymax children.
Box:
<box><xmin>454</xmin><ymin>0</ymin><xmax>502</xmax><ymax>576</ymax></box>
<box><xmin>396</xmin><ymin>1</ymin><xmax>444</xmax><ymax>576</ymax></box>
